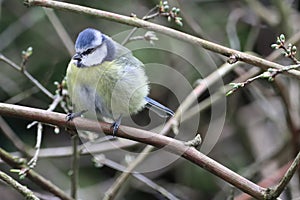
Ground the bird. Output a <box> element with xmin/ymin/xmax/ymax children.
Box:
<box><xmin>66</xmin><ymin>28</ymin><xmax>174</xmax><ymax>135</ymax></box>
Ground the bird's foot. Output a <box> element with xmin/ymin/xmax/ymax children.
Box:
<box><xmin>111</xmin><ymin>116</ymin><xmax>122</xmax><ymax>136</ymax></box>
<box><xmin>66</xmin><ymin>110</ymin><xmax>87</xmax><ymax>121</ymax></box>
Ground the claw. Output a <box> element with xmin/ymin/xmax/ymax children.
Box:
<box><xmin>111</xmin><ymin>122</ymin><xmax>120</xmax><ymax>136</ymax></box>
<box><xmin>66</xmin><ymin>110</ymin><xmax>87</xmax><ymax>121</ymax></box>
<box><xmin>111</xmin><ymin>115</ymin><xmax>122</xmax><ymax>136</ymax></box>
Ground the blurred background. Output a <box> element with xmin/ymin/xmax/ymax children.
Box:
<box><xmin>1</xmin><ymin>0</ymin><xmax>300</xmax><ymax>199</ymax></box>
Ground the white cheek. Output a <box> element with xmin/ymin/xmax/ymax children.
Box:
<box><xmin>82</xmin><ymin>45</ymin><xmax>107</xmax><ymax>67</ymax></box>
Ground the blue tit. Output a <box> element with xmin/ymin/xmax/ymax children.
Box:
<box><xmin>66</xmin><ymin>28</ymin><xmax>174</xmax><ymax>134</ymax></box>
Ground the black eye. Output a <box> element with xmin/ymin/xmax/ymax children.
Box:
<box><xmin>82</xmin><ymin>48</ymin><xmax>94</xmax><ymax>55</ymax></box>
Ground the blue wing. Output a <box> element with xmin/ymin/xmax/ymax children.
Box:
<box><xmin>145</xmin><ymin>97</ymin><xmax>174</xmax><ymax>118</ymax></box>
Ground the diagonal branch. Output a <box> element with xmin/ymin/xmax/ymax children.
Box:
<box><xmin>24</xmin><ymin>0</ymin><xmax>300</xmax><ymax>79</ymax></box>
<box><xmin>0</xmin><ymin>148</ymin><xmax>74</xmax><ymax>200</ymax></box>
<box><xmin>0</xmin><ymin>102</ymin><xmax>266</xmax><ymax>199</ymax></box>
<box><xmin>0</xmin><ymin>170</ymin><xmax>40</xmax><ymax>200</ymax></box>
<box><xmin>0</xmin><ymin>53</ymin><xmax>54</xmax><ymax>99</ymax></box>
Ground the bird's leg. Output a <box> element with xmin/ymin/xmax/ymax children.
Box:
<box><xmin>111</xmin><ymin>115</ymin><xmax>123</xmax><ymax>136</ymax></box>
<box><xmin>66</xmin><ymin>110</ymin><xmax>88</xmax><ymax>121</ymax></box>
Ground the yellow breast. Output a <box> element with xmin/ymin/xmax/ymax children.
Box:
<box><xmin>66</xmin><ymin>60</ymin><xmax>149</xmax><ymax>120</ymax></box>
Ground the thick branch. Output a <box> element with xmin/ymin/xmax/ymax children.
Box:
<box><xmin>24</xmin><ymin>0</ymin><xmax>300</xmax><ymax>78</ymax></box>
<box><xmin>0</xmin><ymin>103</ymin><xmax>266</xmax><ymax>199</ymax></box>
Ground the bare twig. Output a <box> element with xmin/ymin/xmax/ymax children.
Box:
<box><xmin>0</xmin><ymin>103</ymin><xmax>267</xmax><ymax>199</ymax></box>
<box><xmin>0</xmin><ymin>116</ymin><xmax>30</xmax><ymax>156</ymax></box>
<box><xmin>94</xmin><ymin>155</ymin><xmax>180</xmax><ymax>200</ymax></box>
<box><xmin>70</xmin><ymin>133</ymin><xmax>79</xmax><ymax>199</ymax></box>
<box><xmin>43</xmin><ymin>8</ymin><xmax>74</xmax><ymax>56</ymax></box>
<box><xmin>0</xmin><ymin>170</ymin><xmax>40</xmax><ymax>200</ymax></box>
<box><xmin>5</xmin><ymin>87</ymin><xmax>39</xmax><ymax>104</ymax></box>
<box><xmin>23</xmin><ymin>0</ymin><xmax>300</xmax><ymax>78</ymax></box>
<box><xmin>103</xmin><ymin>145</ymin><xmax>154</xmax><ymax>200</ymax></box>
<box><xmin>0</xmin><ymin>9</ymin><xmax>45</xmax><ymax>51</ymax></box>
<box><xmin>173</xmin><ymin>62</ymin><xmax>239</xmax><ymax>129</ymax></box>
<box><xmin>0</xmin><ymin>53</ymin><xmax>54</xmax><ymax>99</ymax></box>
<box><xmin>244</xmin><ymin>0</ymin><xmax>278</xmax><ymax>26</ymax></box>
<box><xmin>27</xmin><ymin>123</ymin><xmax>43</xmax><ymax>169</ymax></box>
<box><xmin>268</xmin><ymin>151</ymin><xmax>300</xmax><ymax>199</ymax></box>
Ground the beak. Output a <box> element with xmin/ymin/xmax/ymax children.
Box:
<box><xmin>72</xmin><ymin>53</ymin><xmax>82</xmax><ymax>61</ymax></box>
<box><xmin>72</xmin><ymin>53</ymin><xmax>83</xmax><ymax>67</ymax></box>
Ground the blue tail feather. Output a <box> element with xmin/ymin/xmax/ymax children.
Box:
<box><xmin>145</xmin><ymin>97</ymin><xmax>174</xmax><ymax>117</ymax></box>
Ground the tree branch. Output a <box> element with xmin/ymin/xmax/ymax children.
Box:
<box><xmin>23</xmin><ymin>0</ymin><xmax>300</xmax><ymax>79</ymax></box>
<box><xmin>0</xmin><ymin>102</ymin><xmax>267</xmax><ymax>199</ymax></box>
<box><xmin>268</xmin><ymin>151</ymin><xmax>300</xmax><ymax>199</ymax></box>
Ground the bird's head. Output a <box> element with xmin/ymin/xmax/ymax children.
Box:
<box><xmin>72</xmin><ymin>28</ymin><xmax>115</xmax><ymax>68</ymax></box>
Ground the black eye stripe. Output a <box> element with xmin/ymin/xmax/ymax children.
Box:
<box><xmin>82</xmin><ymin>48</ymin><xmax>95</xmax><ymax>55</ymax></box>
<box><xmin>81</xmin><ymin>42</ymin><xmax>104</xmax><ymax>56</ymax></box>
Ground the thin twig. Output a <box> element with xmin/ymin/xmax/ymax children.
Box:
<box><xmin>5</xmin><ymin>87</ymin><xmax>39</xmax><ymax>104</ymax></box>
<box><xmin>103</xmin><ymin>145</ymin><xmax>154</xmax><ymax>200</ymax></box>
<box><xmin>0</xmin><ymin>116</ymin><xmax>30</xmax><ymax>156</ymax></box>
<box><xmin>43</xmin><ymin>8</ymin><xmax>74</xmax><ymax>56</ymax></box>
<box><xmin>94</xmin><ymin>156</ymin><xmax>179</xmax><ymax>200</ymax></box>
<box><xmin>70</xmin><ymin>133</ymin><xmax>79</xmax><ymax>200</ymax></box>
<box><xmin>0</xmin><ymin>103</ymin><xmax>267</xmax><ymax>199</ymax></box>
<box><xmin>244</xmin><ymin>0</ymin><xmax>278</xmax><ymax>26</ymax></box>
<box><xmin>173</xmin><ymin>62</ymin><xmax>239</xmax><ymax>129</ymax></box>
<box><xmin>0</xmin><ymin>9</ymin><xmax>45</xmax><ymax>51</ymax></box>
<box><xmin>0</xmin><ymin>170</ymin><xmax>40</xmax><ymax>200</ymax></box>
<box><xmin>27</xmin><ymin>123</ymin><xmax>43</xmax><ymax>169</ymax></box>
<box><xmin>226</xmin><ymin>64</ymin><xmax>300</xmax><ymax>96</ymax></box>
<box><xmin>121</xmin><ymin>5</ymin><xmax>159</xmax><ymax>45</ymax></box>
<box><xmin>23</xmin><ymin>0</ymin><xmax>300</xmax><ymax>78</ymax></box>
<box><xmin>0</xmin><ymin>53</ymin><xmax>54</xmax><ymax>99</ymax></box>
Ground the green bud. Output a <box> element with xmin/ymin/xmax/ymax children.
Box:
<box><xmin>27</xmin><ymin>46</ymin><xmax>33</xmax><ymax>53</ymax></box>
<box><xmin>164</xmin><ymin>5</ymin><xmax>169</xmax><ymax>11</ymax></box>
<box><xmin>163</xmin><ymin>1</ymin><xmax>168</xmax><ymax>5</ymax></box>
<box><xmin>22</xmin><ymin>46</ymin><xmax>33</xmax><ymax>58</ymax></box>
<box><xmin>279</xmin><ymin>34</ymin><xmax>285</xmax><ymax>42</ymax></box>
<box><xmin>276</xmin><ymin>38</ymin><xmax>281</xmax><ymax>45</ymax></box>
<box><xmin>175</xmin><ymin>18</ymin><xmax>183</xmax><ymax>26</ymax></box>
<box><xmin>271</xmin><ymin>43</ymin><xmax>278</xmax><ymax>49</ymax></box>
<box><xmin>54</xmin><ymin>127</ymin><xmax>60</xmax><ymax>134</ymax></box>
<box><xmin>172</xmin><ymin>7</ymin><xmax>177</xmax><ymax>12</ymax></box>
<box><xmin>261</xmin><ymin>71</ymin><xmax>271</xmax><ymax>78</ymax></box>
<box><xmin>167</xmin><ymin>16</ymin><xmax>171</xmax><ymax>22</ymax></box>
<box><xmin>175</xmin><ymin>8</ymin><xmax>180</xmax><ymax>14</ymax></box>
<box><xmin>226</xmin><ymin>90</ymin><xmax>234</xmax><ymax>96</ymax></box>
<box><xmin>292</xmin><ymin>45</ymin><xmax>297</xmax><ymax>53</ymax></box>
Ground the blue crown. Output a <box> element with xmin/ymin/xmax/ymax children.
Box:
<box><xmin>75</xmin><ymin>28</ymin><xmax>100</xmax><ymax>50</ymax></box>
